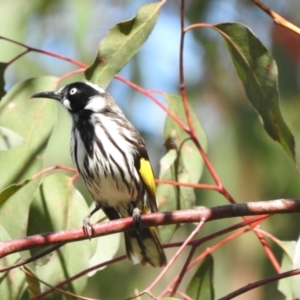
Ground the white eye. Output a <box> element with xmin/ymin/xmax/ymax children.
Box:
<box><xmin>69</xmin><ymin>88</ymin><xmax>77</xmax><ymax>95</ymax></box>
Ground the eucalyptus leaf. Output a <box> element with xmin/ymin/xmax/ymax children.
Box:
<box><xmin>28</xmin><ymin>173</ymin><xmax>96</xmax><ymax>296</ymax></box>
<box><xmin>0</xmin><ymin>77</ymin><xmax>57</xmax><ymax>238</ymax></box>
<box><xmin>0</xmin><ymin>76</ymin><xmax>57</xmax><ymax>189</ymax></box>
<box><xmin>213</xmin><ymin>22</ymin><xmax>295</xmax><ymax>161</ymax></box>
<box><xmin>0</xmin><ymin>179</ymin><xmax>31</xmax><ymax>207</ymax></box>
<box><xmin>85</xmin><ymin>2</ymin><xmax>161</xmax><ymax>88</ymax></box>
<box><xmin>0</xmin><ymin>126</ymin><xmax>24</xmax><ymax>150</ymax></box>
<box><xmin>186</xmin><ymin>254</ymin><xmax>214</xmax><ymax>300</ymax></box>
<box><xmin>88</xmin><ymin>210</ymin><xmax>121</xmax><ymax>276</ymax></box>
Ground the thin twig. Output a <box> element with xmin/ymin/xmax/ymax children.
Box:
<box><xmin>31</xmin><ymin>255</ymin><xmax>126</xmax><ymax>300</ymax></box>
<box><xmin>220</xmin><ymin>268</ymin><xmax>300</xmax><ymax>300</ymax></box>
<box><xmin>155</xmin><ymin>179</ymin><xmax>219</xmax><ymax>190</ymax></box>
<box><xmin>159</xmin><ymin>216</ymin><xmax>268</xmax><ymax>298</ymax></box>
<box><xmin>115</xmin><ymin>74</ymin><xmax>190</xmax><ymax>132</ymax></box>
<box><xmin>179</xmin><ymin>0</ymin><xmax>195</xmax><ymax>138</ymax></box>
<box><xmin>143</xmin><ymin>218</ymin><xmax>206</xmax><ymax>298</ymax></box>
<box><xmin>178</xmin><ymin>3</ymin><xmax>225</xmax><ymax>192</ymax></box>
<box><xmin>0</xmin><ymin>36</ymin><xmax>86</xmax><ymax>68</ymax></box>
<box><xmin>170</xmin><ymin>246</ymin><xmax>197</xmax><ymax>297</ymax></box>
<box><xmin>31</xmin><ymin>165</ymin><xmax>77</xmax><ymax>180</ymax></box>
<box><xmin>21</xmin><ymin>267</ymin><xmax>95</xmax><ymax>300</ymax></box>
<box><xmin>160</xmin><ymin>228</ymin><xmax>248</xmax><ymax>298</ymax></box>
<box><xmin>252</xmin><ymin>0</ymin><xmax>300</xmax><ymax>36</ymax></box>
<box><xmin>0</xmin><ymin>244</ymin><xmax>63</xmax><ymax>272</ymax></box>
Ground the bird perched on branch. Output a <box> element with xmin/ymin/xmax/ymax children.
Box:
<box><xmin>31</xmin><ymin>81</ymin><xmax>167</xmax><ymax>267</ymax></box>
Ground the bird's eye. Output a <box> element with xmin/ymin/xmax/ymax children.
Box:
<box><xmin>70</xmin><ymin>88</ymin><xmax>77</xmax><ymax>95</ymax></box>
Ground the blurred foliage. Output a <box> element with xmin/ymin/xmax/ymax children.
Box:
<box><xmin>1</xmin><ymin>0</ymin><xmax>300</xmax><ymax>299</ymax></box>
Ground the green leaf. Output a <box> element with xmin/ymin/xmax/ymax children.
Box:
<box><xmin>278</xmin><ymin>239</ymin><xmax>300</xmax><ymax>299</ymax></box>
<box><xmin>0</xmin><ymin>225</ymin><xmax>26</xmax><ymax>299</ymax></box>
<box><xmin>0</xmin><ymin>179</ymin><xmax>31</xmax><ymax>207</ymax></box>
<box><xmin>157</xmin><ymin>93</ymin><xmax>207</xmax><ymax>242</ymax></box>
<box><xmin>186</xmin><ymin>254</ymin><xmax>214</xmax><ymax>300</ymax></box>
<box><xmin>84</xmin><ymin>2</ymin><xmax>161</xmax><ymax>88</ymax></box>
<box><xmin>156</xmin><ymin>149</ymin><xmax>180</xmax><ymax>243</ymax></box>
<box><xmin>0</xmin><ymin>77</ymin><xmax>57</xmax><ymax>238</ymax></box>
<box><xmin>0</xmin><ymin>179</ymin><xmax>43</xmax><ymax>239</ymax></box>
<box><xmin>28</xmin><ymin>173</ymin><xmax>91</xmax><ymax>233</ymax></box>
<box><xmin>28</xmin><ymin>174</ymin><xmax>96</xmax><ymax>296</ymax></box>
<box><xmin>0</xmin><ymin>76</ymin><xmax>57</xmax><ymax>189</ymax></box>
<box><xmin>213</xmin><ymin>22</ymin><xmax>295</xmax><ymax>161</ymax></box>
<box><xmin>0</xmin><ymin>126</ymin><xmax>24</xmax><ymax>150</ymax></box>
<box><xmin>88</xmin><ymin>209</ymin><xmax>121</xmax><ymax>276</ymax></box>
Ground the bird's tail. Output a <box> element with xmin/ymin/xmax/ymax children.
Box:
<box><xmin>125</xmin><ymin>227</ymin><xmax>167</xmax><ymax>267</ymax></box>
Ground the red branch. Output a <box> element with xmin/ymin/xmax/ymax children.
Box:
<box><xmin>0</xmin><ymin>199</ymin><xmax>299</xmax><ymax>262</ymax></box>
<box><xmin>220</xmin><ymin>268</ymin><xmax>300</xmax><ymax>300</ymax></box>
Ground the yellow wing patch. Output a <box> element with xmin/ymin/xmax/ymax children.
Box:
<box><xmin>139</xmin><ymin>157</ymin><xmax>157</xmax><ymax>211</ymax></box>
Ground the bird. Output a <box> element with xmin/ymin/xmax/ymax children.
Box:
<box><xmin>31</xmin><ymin>81</ymin><xmax>167</xmax><ymax>267</ymax></box>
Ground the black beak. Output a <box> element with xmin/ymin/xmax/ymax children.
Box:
<box><xmin>31</xmin><ymin>91</ymin><xmax>63</xmax><ymax>101</ymax></box>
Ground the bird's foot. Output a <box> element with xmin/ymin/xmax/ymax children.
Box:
<box><xmin>83</xmin><ymin>216</ymin><xmax>94</xmax><ymax>239</ymax></box>
<box><xmin>132</xmin><ymin>207</ymin><xmax>142</xmax><ymax>230</ymax></box>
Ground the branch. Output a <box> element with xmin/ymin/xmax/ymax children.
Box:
<box><xmin>0</xmin><ymin>36</ymin><xmax>86</xmax><ymax>68</ymax></box>
<box><xmin>0</xmin><ymin>199</ymin><xmax>300</xmax><ymax>261</ymax></box>
<box><xmin>252</xmin><ymin>0</ymin><xmax>300</xmax><ymax>35</ymax></box>
<box><xmin>220</xmin><ymin>267</ymin><xmax>300</xmax><ymax>300</ymax></box>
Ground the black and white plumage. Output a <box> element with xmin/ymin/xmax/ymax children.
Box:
<box><xmin>31</xmin><ymin>81</ymin><xmax>166</xmax><ymax>267</ymax></box>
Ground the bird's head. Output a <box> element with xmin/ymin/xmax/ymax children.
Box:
<box><xmin>31</xmin><ymin>81</ymin><xmax>112</xmax><ymax>113</ymax></box>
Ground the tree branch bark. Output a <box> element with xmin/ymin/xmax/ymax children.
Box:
<box><xmin>0</xmin><ymin>199</ymin><xmax>299</xmax><ymax>259</ymax></box>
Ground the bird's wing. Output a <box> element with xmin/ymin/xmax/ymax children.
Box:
<box><xmin>135</xmin><ymin>150</ymin><xmax>157</xmax><ymax>213</ymax></box>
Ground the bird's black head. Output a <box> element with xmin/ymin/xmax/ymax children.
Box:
<box><xmin>31</xmin><ymin>81</ymin><xmax>108</xmax><ymax>113</ymax></box>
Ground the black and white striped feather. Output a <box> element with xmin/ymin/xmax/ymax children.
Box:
<box><xmin>32</xmin><ymin>81</ymin><xmax>166</xmax><ymax>267</ymax></box>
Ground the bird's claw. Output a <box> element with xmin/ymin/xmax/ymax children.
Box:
<box><xmin>83</xmin><ymin>216</ymin><xmax>93</xmax><ymax>239</ymax></box>
<box><xmin>132</xmin><ymin>207</ymin><xmax>141</xmax><ymax>230</ymax></box>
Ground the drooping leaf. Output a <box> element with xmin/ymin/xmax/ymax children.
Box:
<box><xmin>157</xmin><ymin>93</ymin><xmax>207</xmax><ymax>242</ymax></box>
<box><xmin>85</xmin><ymin>2</ymin><xmax>161</xmax><ymax>88</ymax></box>
<box><xmin>186</xmin><ymin>254</ymin><xmax>214</xmax><ymax>300</ymax></box>
<box><xmin>213</xmin><ymin>22</ymin><xmax>295</xmax><ymax>161</ymax></box>
<box><xmin>0</xmin><ymin>77</ymin><xmax>57</xmax><ymax>238</ymax></box>
<box><xmin>278</xmin><ymin>239</ymin><xmax>300</xmax><ymax>299</ymax></box>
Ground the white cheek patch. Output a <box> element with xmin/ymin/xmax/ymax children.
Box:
<box><xmin>63</xmin><ymin>99</ymin><xmax>72</xmax><ymax>110</ymax></box>
<box><xmin>85</xmin><ymin>95</ymin><xmax>106</xmax><ymax>112</ymax></box>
